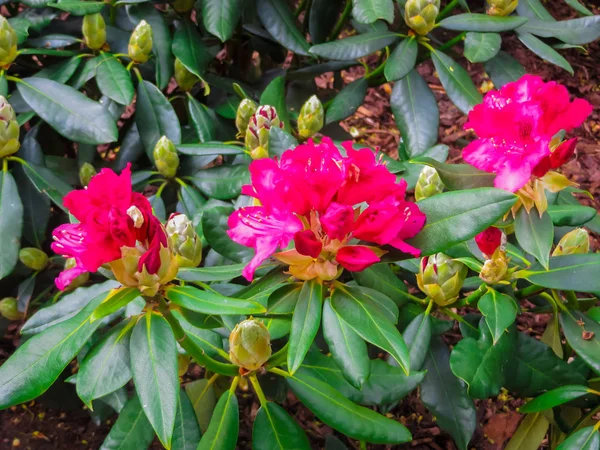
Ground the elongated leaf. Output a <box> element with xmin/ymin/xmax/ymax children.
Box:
<box><xmin>0</xmin><ymin>172</ymin><xmax>23</xmax><ymax>280</ymax></box>
<box><xmin>439</xmin><ymin>13</ymin><xmax>528</xmax><ymax>32</ymax></box>
<box><xmin>187</xmin><ymin>97</ymin><xmax>216</xmax><ymax>143</ymax></box>
<box><xmin>464</xmin><ymin>32</ymin><xmax>501</xmax><ymax>63</ymax></box>
<box><xmin>352</xmin><ymin>0</ymin><xmax>394</xmax><ymax>24</ymax></box>
<box><xmin>253</xmin><ymin>402</ymin><xmax>311</xmax><ymax>450</ymax></box>
<box><xmin>202</xmin><ymin>0</ymin><xmax>241</xmax><ymax>42</ymax></box>
<box><xmin>390</xmin><ymin>69</ymin><xmax>439</xmax><ymax>157</ymax></box>
<box><xmin>478</xmin><ymin>289</ymin><xmax>517</xmax><ymax>344</ymax></box>
<box><xmin>518</xmin><ymin>16</ymin><xmax>600</xmax><ymax>45</ymax></box>
<box><xmin>557</xmin><ymin>426</ymin><xmax>600</xmax><ymax>450</ymax></box>
<box><xmin>267</xmin><ymin>283</ymin><xmax>302</xmax><ymax>315</ymax></box>
<box><xmin>35</xmin><ymin>56</ymin><xmax>81</xmax><ymax>83</ymax></box>
<box><xmin>269</xmin><ymin>127</ymin><xmax>297</xmax><ymax>156</ymax></box>
<box><xmin>177</xmin><ymin>263</ymin><xmax>247</xmax><ymax>282</ymax></box>
<box><xmin>96</xmin><ymin>52</ymin><xmax>134</xmax><ymax>105</ymax></box>
<box><xmin>130</xmin><ymin>313</ymin><xmax>179</xmax><ymax>449</ymax></box>
<box><xmin>352</xmin><ymin>263</ymin><xmax>409</xmax><ymax>306</ymax></box>
<box><xmin>407</xmin><ymin>188</ymin><xmax>516</xmax><ymax>255</ymax></box>
<box><xmin>517</xmin><ymin>0</ymin><xmax>555</xmax><ymax>21</ymax></box>
<box><xmin>99</xmin><ymin>394</ymin><xmax>155</xmax><ymax>450</ymax></box>
<box><xmin>91</xmin><ymin>287</ymin><xmax>141</xmax><ymax>322</ymax></box>
<box><xmin>515</xmin><ymin>208</ymin><xmax>553</xmax><ymax>269</ymax></box>
<box><xmin>192</xmin><ymin>164</ymin><xmax>250</xmax><ymax>200</ymax></box>
<box><xmin>504</xmin><ymin>413</ymin><xmax>550</xmax><ymax>450</ymax></box>
<box><xmin>259</xmin><ymin>76</ymin><xmax>291</xmax><ymax>132</ymax></box>
<box><xmin>517</xmin><ymin>32</ymin><xmax>573</xmax><ymax>74</ymax></box>
<box><xmin>49</xmin><ymin>1</ymin><xmax>105</xmax><ymax>15</ymax></box>
<box><xmin>484</xmin><ymin>51</ymin><xmax>525</xmax><ymax>88</ymax></box>
<box><xmin>421</xmin><ymin>337</ymin><xmax>476</xmax><ymax>450</ymax></box>
<box><xmin>23</xmin><ymin>162</ymin><xmax>71</xmax><ymax>212</ymax></box>
<box><xmin>547</xmin><ymin>203</ymin><xmax>596</xmax><ymax>227</ymax></box>
<box><xmin>18</xmin><ymin>77</ymin><xmax>117</xmax><ymax>144</ymax></box>
<box><xmin>560</xmin><ymin>311</ymin><xmax>600</xmax><ymax>376</ymax></box>
<box><xmin>257</xmin><ymin>0</ymin><xmax>310</xmax><ymax>55</ymax></box>
<box><xmin>172</xmin><ymin>389</ymin><xmax>202</xmax><ymax>450</ymax></box>
<box><xmin>172</xmin><ymin>20</ymin><xmax>210</xmax><ymax>78</ymax></box>
<box><xmin>310</xmin><ymin>31</ymin><xmax>399</xmax><ymax>60</ymax></box>
<box><xmin>0</xmin><ymin>292</ymin><xmax>106</xmax><ymax>408</ymax></box>
<box><xmin>165</xmin><ymin>285</ymin><xmax>266</xmax><ymax>315</ymax></box>
<box><xmin>177</xmin><ymin>143</ymin><xmax>244</xmax><ymax>157</ymax></box>
<box><xmin>201</xmin><ymin>207</ymin><xmax>253</xmax><ymax>263</ymax></box>
<box><xmin>413</xmin><ymin>157</ymin><xmax>495</xmax><ymax>190</ymax></box>
<box><xmin>432</xmin><ymin>51</ymin><xmax>482</xmax><ymax>114</ymax></box>
<box><xmin>563</xmin><ymin>0</ymin><xmax>593</xmax><ymax>16</ymax></box>
<box><xmin>520</xmin><ymin>385</ymin><xmax>591</xmax><ymax>413</ymax></box>
<box><xmin>517</xmin><ymin>254</ymin><xmax>600</xmax><ymax>292</ymax></box>
<box><xmin>325</xmin><ymin>78</ymin><xmax>368</xmax><ymax>124</ymax></box>
<box><xmin>185</xmin><ymin>378</ymin><xmax>217</xmax><ymax>433</ymax></box>
<box><xmin>384</xmin><ymin>37</ymin><xmax>417</xmax><ymax>81</ymax></box>
<box><xmin>174</xmin><ymin>311</ymin><xmax>225</xmax><ymax>359</ymax></box>
<box><xmin>197</xmin><ymin>389</ymin><xmax>239</xmax><ymax>450</ymax></box>
<box><xmin>402</xmin><ymin>313</ymin><xmax>431</xmax><ymax>371</ymax></box>
<box><xmin>285</xmin><ymin>370</ymin><xmax>412</xmax><ymax>444</ymax></box>
<box><xmin>309</xmin><ymin>0</ymin><xmax>344</xmax><ymax>44</ymax></box>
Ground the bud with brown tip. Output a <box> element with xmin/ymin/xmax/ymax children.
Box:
<box><xmin>229</xmin><ymin>318</ymin><xmax>272</xmax><ymax>372</ymax></box>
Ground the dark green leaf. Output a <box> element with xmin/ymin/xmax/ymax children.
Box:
<box><xmin>309</xmin><ymin>0</ymin><xmax>343</xmax><ymax>44</ymax></box>
<box><xmin>23</xmin><ymin>163</ymin><xmax>71</xmax><ymax>212</ymax></box>
<box><xmin>384</xmin><ymin>37</ymin><xmax>418</xmax><ymax>81</ymax></box>
<box><xmin>439</xmin><ymin>13</ymin><xmax>528</xmax><ymax>32</ymax></box>
<box><xmin>172</xmin><ymin>389</ymin><xmax>202</xmax><ymax>450</ymax></box>
<box><xmin>325</xmin><ymin>78</ymin><xmax>368</xmax><ymax>124</ymax></box>
<box><xmin>177</xmin><ymin>143</ymin><xmax>244</xmax><ymax>156</ymax></box>
<box><xmin>402</xmin><ymin>313</ymin><xmax>431</xmax><ymax>371</ymax></box>
<box><xmin>431</xmin><ymin>51</ymin><xmax>482</xmax><ymax>114</ymax></box>
<box><xmin>256</xmin><ymin>0</ymin><xmax>310</xmax><ymax>56</ymax></box>
<box><xmin>310</xmin><ymin>31</ymin><xmax>399</xmax><ymax>60</ymax></box>
<box><xmin>253</xmin><ymin>402</ymin><xmax>311</xmax><ymax>450</ymax></box>
<box><xmin>478</xmin><ymin>289</ymin><xmax>518</xmax><ymax>344</ymax></box>
<box><xmin>197</xmin><ymin>389</ymin><xmax>239</xmax><ymax>450</ymax></box>
<box><xmin>0</xmin><ymin>172</ymin><xmax>23</xmax><ymax>280</ymax></box>
<box><xmin>352</xmin><ymin>263</ymin><xmax>409</xmax><ymax>307</ymax></box>
<box><xmin>560</xmin><ymin>311</ymin><xmax>600</xmax><ymax>376</ymax></box>
<box><xmin>515</xmin><ymin>208</ymin><xmax>553</xmax><ymax>269</ymax></box>
<box><xmin>187</xmin><ymin>97</ymin><xmax>216</xmax><ymax>143</ymax></box>
<box><xmin>517</xmin><ymin>32</ymin><xmax>573</xmax><ymax>74</ymax></box>
<box><xmin>202</xmin><ymin>0</ymin><xmax>241</xmax><ymax>42</ymax></box>
<box><xmin>517</xmin><ymin>254</ymin><xmax>600</xmax><ymax>293</ymax></box>
<box><xmin>173</xmin><ymin>310</ymin><xmax>225</xmax><ymax>359</ymax></box>
<box><xmin>352</xmin><ymin>0</ymin><xmax>394</xmax><ymax>24</ymax></box>
<box><xmin>49</xmin><ymin>1</ymin><xmax>105</xmax><ymax>15</ymax></box>
<box><xmin>191</xmin><ymin>164</ymin><xmax>250</xmax><ymax>200</ymax></box>
<box><xmin>172</xmin><ymin>20</ymin><xmax>210</xmax><ymax>78</ymax></box>
<box><xmin>90</xmin><ymin>288</ymin><xmax>141</xmax><ymax>322</ymax></box>
<box><xmin>178</xmin><ymin>263</ymin><xmax>247</xmax><ymax>283</ymax></box>
<box><xmin>412</xmin><ymin>157</ymin><xmax>495</xmax><ymax>190</ymax></box>
<box><xmin>165</xmin><ymin>285</ymin><xmax>267</xmax><ymax>315</ymax></box>
<box><xmin>556</xmin><ymin>426</ymin><xmax>600</xmax><ymax>450</ymax></box>
<box><xmin>185</xmin><ymin>379</ymin><xmax>217</xmax><ymax>433</ymax></box>
<box><xmin>269</xmin><ymin>127</ymin><xmax>297</xmax><ymax>156</ymax></box>
<box><xmin>484</xmin><ymin>51</ymin><xmax>525</xmax><ymax>88</ymax></box>
<box><xmin>27</xmin><ymin>33</ymin><xmax>79</xmax><ymax>48</ymax></box>
<box><xmin>201</xmin><ymin>207</ymin><xmax>254</xmax><ymax>263</ymax></box>
<box><xmin>504</xmin><ymin>413</ymin><xmax>550</xmax><ymax>450</ymax></box>
<box><xmin>547</xmin><ymin>204</ymin><xmax>597</xmax><ymax>227</ymax></box>
<box><xmin>267</xmin><ymin>283</ymin><xmax>302</xmax><ymax>315</ymax></box>
<box><xmin>518</xmin><ymin>16</ymin><xmax>600</xmax><ymax>45</ymax></box>
<box><xmin>96</xmin><ymin>53</ymin><xmax>134</xmax><ymax>105</ymax></box>
<box><xmin>99</xmin><ymin>394</ymin><xmax>155</xmax><ymax>450</ymax></box>
<box><xmin>520</xmin><ymin>385</ymin><xmax>591</xmax><ymax>413</ymax></box>
<box><xmin>464</xmin><ymin>32</ymin><xmax>501</xmax><ymax>63</ymax></box>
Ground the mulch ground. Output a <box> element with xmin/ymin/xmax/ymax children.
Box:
<box><xmin>1</xmin><ymin>1</ymin><xmax>599</xmax><ymax>449</ymax></box>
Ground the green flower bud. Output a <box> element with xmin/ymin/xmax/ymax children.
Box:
<box><xmin>172</xmin><ymin>0</ymin><xmax>195</xmax><ymax>13</ymax></box>
<box><xmin>297</xmin><ymin>95</ymin><xmax>324</xmax><ymax>140</ymax></box>
<box><xmin>404</xmin><ymin>0</ymin><xmax>440</xmax><ymax>35</ymax></box>
<box><xmin>486</xmin><ymin>0</ymin><xmax>518</xmax><ymax>16</ymax></box>
<box><xmin>235</xmin><ymin>99</ymin><xmax>258</xmax><ymax>138</ymax></box>
<box><xmin>415</xmin><ymin>166</ymin><xmax>443</xmax><ymax>201</ymax></box>
<box><xmin>480</xmin><ymin>249</ymin><xmax>509</xmax><ymax>284</ymax></box>
<box><xmin>82</xmin><ymin>13</ymin><xmax>106</xmax><ymax>50</ymax></box>
<box><xmin>417</xmin><ymin>253</ymin><xmax>467</xmax><ymax>306</ymax></box>
<box><xmin>552</xmin><ymin>228</ymin><xmax>590</xmax><ymax>256</ymax></box>
<box><xmin>229</xmin><ymin>318</ymin><xmax>272</xmax><ymax>372</ymax></box>
<box><xmin>0</xmin><ymin>297</ymin><xmax>21</xmax><ymax>321</ymax></box>
<box><xmin>174</xmin><ymin>58</ymin><xmax>198</xmax><ymax>91</ymax></box>
<box><xmin>0</xmin><ymin>96</ymin><xmax>20</xmax><ymax>158</ymax></box>
<box><xmin>19</xmin><ymin>247</ymin><xmax>49</xmax><ymax>271</ymax></box>
<box><xmin>153</xmin><ymin>136</ymin><xmax>179</xmax><ymax>178</ymax></box>
<box><xmin>79</xmin><ymin>162</ymin><xmax>97</xmax><ymax>187</ymax></box>
<box><xmin>245</xmin><ymin>105</ymin><xmax>282</xmax><ymax>159</ymax></box>
<box><xmin>0</xmin><ymin>16</ymin><xmax>18</xmax><ymax>68</ymax></box>
<box><xmin>63</xmin><ymin>258</ymin><xmax>89</xmax><ymax>291</ymax></box>
<box><xmin>128</xmin><ymin>20</ymin><xmax>153</xmax><ymax>64</ymax></box>
<box><xmin>166</xmin><ymin>213</ymin><xmax>202</xmax><ymax>268</ymax></box>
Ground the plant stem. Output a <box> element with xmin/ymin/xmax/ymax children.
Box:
<box><xmin>442</xmin><ymin>307</ymin><xmax>478</xmax><ymax>332</ymax></box>
<box><xmin>294</xmin><ymin>0</ymin><xmax>307</xmax><ymax>17</ymax></box>
<box><xmin>269</xmin><ymin>367</ymin><xmax>291</xmax><ymax>378</ymax></box>
<box><xmin>327</xmin><ymin>0</ymin><xmax>352</xmax><ymax>42</ymax></box>
<box><xmin>437</xmin><ymin>0</ymin><xmax>460</xmax><ymax>21</ymax></box>
<box><xmin>249</xmin><ymin>374</ymin><xmax>269</xmax><ymax>407</ymax></box>
<box><xmin>438</xmin><ymin>31</ymin><xmax>466</xmax><ymax>51</ymax></box>
<box><xmin>424</xmin><ymin>299</ymin><xmax>434</xmax><ymax>316</ymax></box>
<box><xmin>514</xmin><ymin>285</ymin><xmax>544</xmax><ymax>300</ymax></box>
<box><xmin>458</xmin><ymin>284</ymin><xmax>487</xmax><ymax>306</ymax></box>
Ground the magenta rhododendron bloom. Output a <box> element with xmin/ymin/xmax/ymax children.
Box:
<box><xmin>51</xmin><ymin>164</ymin><xmax>167</xmax><ymax>290</ymax></box>
<box><xmin>475</xmin><ymin>227</ymin><xmax>503</xmax><ymax>257</ymax></box>
<box><xmin>462</xmin><ymin>75</ymin><xmax>592</xmax><ymax>192</ymax></box>
<box><xmin>227</xmin><ymin>138</ymin><xmax>426</xmax><ymax>281</ymax></box>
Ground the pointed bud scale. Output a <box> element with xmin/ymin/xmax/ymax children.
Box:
<box><xmin>79</xmin><ymin>162</ymin><xmax>97</xmax><ymax>187</ymax></box>
<box><xmin>128</xmin><ymin>20</ymin><xmax>153</xmax><ymax>64</ymax></box>
<box><xmin>0</xmin><ymin>96</ymin><xmax>19</xmax><ymax>157</ymax></box>
<box><xmin>552</xmin><ymin>228</ymin><xmax>590</xmax><ymax>256</ymax></box>
<box><xmin>0</xmin><ymin>16</ymin><xmax>18</xmax><ymax>68</ymax></box>
<box><xmin>297</xmin><ymin>95</ymin><xmax>324</xmax><ymax>139</ymax></box>
<box><xmin>415</xmin><ymin>166</ymin><xmax>443</xmax><ymax>201</ymax></box>
<box><xmin>486</xmin><ymin>0</ymin><xmax>518</xmax><ymax>16</ymax></box>
<box><xmin>19</xmin><ymin>247</ymin><xmax>49</xmax><ymax>271</ymax></box>
<box><xmin>82</xmin><ymin>13</ymin><xmax>106</xmax><ymax>50</ymax></box>
<box><xmin>417</xmin><ymin>253</ymin><xmax>467</xmax><ymax>306</ymax></box>
<box><xmin>480</xmin><ymin>248</ymin><xmax>508</xmax><ymax>284</ymax></box>
<box><xmin>0</xmin><ymin>297</ymin><xmax>21</xmax><ymax>321</ymax></box>
<box><xmin>174</xmin><ymin>58</ymin><xmax>198</xmax><ymax>91</ymax></box>
<box><xmin>404</xmin><ymin>0</ymin><xmax>440</xmax><ymax>35</ymax></box>
<box><xmin>166</xmin><ymin>213</ymin><xmax>203</xmax><ymax>268</ymax></box>
<box><xmin>245</xmin><ymin>105</ymin><xmax>282</xmax><ymax>159</ymax></box>
<box><xmin>235</xmin><ymin>99</ymin><xmax>258</xmax><ymax>138</ymax></box>
<box><xmin>229</xmin><ymin>318</ymin><xmax>272</xmax><ymax>371</ymax></box>
<box><xmin>153</xmin><ymin>135</ymin><xmax>180</xmax><ymax>178</ymax></box>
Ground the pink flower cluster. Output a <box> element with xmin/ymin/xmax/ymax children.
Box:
<box><xmin>51</xmin><ymin>164</ymin><xmax>167</xmax><ymax>290</ymax></box>
<box><xmin>463</xmin><ymin>75</ymin><xmax>592</xmax><ymax>192</ymax></box>
<box><xmin>227</xmin><ymin>138</ymin><xmax>426</xmax><ymax>281</ymax></box>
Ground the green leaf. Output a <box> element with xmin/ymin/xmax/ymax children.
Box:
<box><xmin>517</xmin><ymin>254</ymin><xmax>600</xmax><ymax>293</ymax></box>
<box><xmin>253</xmin><ymin>402</ymin><xmax>311</xmax><ymax>450</ymax></box>
<box><xmin>515</xmin><ymin>208</ymin><xmax>553</xmax><ymax>269</ymax></box>
<box><xmin>35</xmin><ymin>56</ymin><xmax>81</xmax><ymax>83</ymax></box>
<box><xmin>22</xmin><ymin>162</ymin><xmax>71</xmax><ymax>212</ymax></box>
<box><xmin>325</xmin><ymin>78</ymin><xmax>368</xmax><ymax>124</ymax></box>
<box><xmin>352</xmin><ymin>263</ymin><xmax>409</xmax><ymax>306</ymax></box>
<box><xmin>556</xmin><ymin>426</ymin><xmax>600</xmax><ymax>450</ymax></box>
<box><xmin>28</xmin><ymin>33</ymin><xmax>79</xmax><ymax>48</ymax></box>
<box><xmin>517</xmin><ymin>32</ymin><xmax>573</xmax><ymax>74</ymax></box>
<box><xmin>478</xmin><ymin>289</ymin><xmax>518</xmax><ymax>344</ymax></box>
<box><xmin>202</xmin><ymin>0</ymin><xmax>241</xmax><ymax>42</ymax></box>
<box><xmin>135</xmin><ymin>80</ymin><xmax>182</xmax><ymax>160</ymax></box>
<box><xmin>178</xmin><ymin>263</ymin><xmax>247</xmax><ymax>283</ymax></box>
<box><xmin>269</xmin><ymin>127</ymin><xmax>297</xmax><ymax>157</ymax></box>
<box><xmin>384</xmin><ymin>37</ymin><xmax>418</xmax><ymax>81</ymax></box>
<box><xmin>187</xmin><ymin>97</ymin><xmax>216</xmax><ymax>143</ymax></box>
<box><xmin>256</xmin><ymin>0</ymin><xmax>310</xmax><ymax>56</ymax></box>
<box><xmin>560</xmin><ymin>311</ymin><xmax>600</xmax><ymax>376</ymax></box>
<box><xmin>431</xmin><ymin>50</ymin><xmax>482</xmax><ymax>114</ymax></box>
<box><xmin>352</xmin><ymin>0</ymin><xmax>394</xmax><ymax>24</ymax></box>
<box><xmin>185</xmin><ymin>379</ymin><xmax>217</xmax><ymax>433</ymax></box>
<box><xmin>516</xmin><ymin>0</ymin><xmax>555</xmax><ymax>21</ymax></box>
<box><xmin>172</xmin><ymin>389</ymin><xmax>202</xmax><ymax>450</ymax></box>
<box><xmin>288</xmin><ymin>279</ymin><xmax>323</xmax><ymax>374</ymax></box>
<box><xmin>439</xmin><ymin>13</ymin><xmax>528</xmax><ymax>32</ymax></box>
<box><xmin>177</xmin><ymin>143</ymin><xmax>244</xmax><ymax>157</ymax></box>
<box><xmin>130</xmin><ymin>312</ymin><xmax>179</xmax><ymax>449</ymax></box>
<box><xmin>463</xmin><ymin>32</ymin><xmax>501</xmax><ymax>63</ymax></box>
<box><xmin>412</xmin><ymin>157</ymin><xmax>495</xmax><ymax>190</ymax></box>
<box><xmin>390</xmin><ymin>69</ymin><xmax>439</xmax><ymax>157</ymax></box>
<box><xmin>259</xmin><ymin>76</ymin><xmax>291</xmax><ymax>133</ymax></box>
<box><xmin>547</xmin><ymin>203</ymin><xmax>597</xmax><ymax>227</ymax></box>
<box><xmin>285</xmin><ymin>370</ymin><xmax>412</xmax><ymax>444</ymax></box>
<box><xmin>91</xmin><ymin>287</ymin><xmax>141</xmax><ymax>322</ymax></box>
<box><xmin>96</xmin><ymin>53</ymin><xmax>134</xmax><ymax>105</ymax></box>
<box><xmin>309</xmin><ymin>0</ymin><xmax>344</xmax><ymax>44</ymax></box>
<box><xmin>402</xmin><ymin>313</ymin><xmax>431</xmax><ymax>371</ymax></box>
<box><xmin>450</xmin><ymin>321</ymin><xmax>516</xmax><ymax>398</ymax></box>
<box><xmin>165</xmin><ymin>285</ymin><xmax>266</xmax><ymax>315</ymax></box>
<box><xmin>520</xmin><ymin>385</ymin><xmax>591</xmax><ymax>413</ymax></box>
<box><xmin>563</xmin><ymin>0</ymin><xmax>593</xmax><ymax>16</ymax></box>
<box><xmin>172</xmin><ymin>20</ymin><xmax>210</xmax><ymax>78</ymax></box>
<box><xmin>201</xmin><ymin>207</ymin><xmax>254</xmax><ymax>263</ymax></box>
<box><xmin>173</xmin><ymin>310</ymin><xmax>225</xmax><ymax>359</ymax></box>
<box><xmin>49</xmin><ymin>1</ymin><xmax>105</xmax><ymax>15</ymax></box>
<box><xmin>77</xmin><ymin>321</ymin><xmax>133</xmax><ymax>409</ymax></box>
<box><xmin>0</xmin><ymin>172</ymin><xmax>23</xmax><ymax>280</ymax></box>
<box><xmin>407</xmin><ymin>188</ymin><xmax>516</xmax><ymax>256</ymax></box>
<box><xmin>17</xmin><ymin>77</ymin><xmax>118</xmax><ymax>144</ymax></box>
<box><xmin>310</xmin><ymin>31</ymin><xmax>399</xmax><ymax>60</ymax></box>
<box><xmin>421</xmin><ymin>337</ymin><xmax>476</xmax><ymax>450</ymax></box>
<box><xmin>197</xmin><ymin>389</ymin><xmax>239</xmax><ymax>450</ymax></box>
<box><xmin>322</xmin><ymin>298</ymin><xmax>370</xmax><ymax>389</ymax></box>
<box><xmin>267</xmin><ymin>283</ymin><xmax>302</xmax><ymax>315</ymax></box>
<box><xmin>0</xmin><ymin>291</ymin><xmax>106</xmax><ymax>409</ymax></box>
<box><xmin>191</xmin><ymin>164</ymin><xmax>250</xmax><ymax>200</ymax></box>
<box><xmin>99</xmin><ymin>394</ymin><xmax>155</xmax><ymax>450</ymax></box>
<box><xmin>330</xmin><ymin>284</ymin><xmax>410</xmax><ymax>374</ymax></box>
<box><xmin>505</xmin><ymin>414</ymin><xmax>550</xmax><ymax>450</ymax></box>
<box><xmin>128</xmin><ymin>4</ymin><xmax>173</xmax><ymax>89</ymax></box>
<box><xmin>518</xmin><ymin>16</ymin><xmax>600</xmax><ymax>45</ymax></box>
<box><xmin>483</xmin><ymin>51</ymin><xmax>525</xmax><ymax>88</ymax></box>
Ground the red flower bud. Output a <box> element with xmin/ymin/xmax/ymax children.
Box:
<box><xmin>294</xmin><ymin>230</ymin><xmax>322</xmax><ymax>258</ymax></box>
<box><xmin>475</xmin><ymin>227</ymin><xmax>503</xmax><ymax>257</ymax></box>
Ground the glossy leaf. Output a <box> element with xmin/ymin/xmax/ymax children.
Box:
<box><xmin>91</xmin><ymin>287</ymin><xmax>141</xmax><ymax>322</ymax></box>
<box><xmin>256</xmin><ymin>0</ymin><xmax>310</xmax><ymax>55</ymax></box>
<box><xmin>192</xmin><ymin>165</ymin><xmax>250</xmax><ymax>200</ymax></box>
<box><xmin>556</xmin><ymin>426</ymin><xmax>600</xmax><ymax>450</ymax></box>
<box><xmin>309</xmin><ymin>0</ymin><xmax>344</xmax><ymax>44</ymax></box>
<box><xmin>269</xmin><ymin>127</ymin><xmax>297</xmax><ymax>156</ymax></box>
<box><xmin>173</xmin><ymin>310</ymin><xmax>225</xmax><ymax>359</ymax></box>
<box><xmin>517</xmin><ymin>254</ymin><xmax>600</xmax><ymax>292</ymax></box>
<box><xmin>0</xmin><ymin>172</ymin><xmax>23</xmax><ymax>280</ymax></box>
<box><xmin>23</xmin><ymin>162</ymin><xmax>71</xmax><ymax>212</ymax></box>
<box><xmin>432</xmin><ymin>51</ymin><xmax>482</xmax><ymax>114</ymax></box>
<box><xmin>177</xmin><ymin>263</ymin><xmax>247</xmax><ymax>283</ymax></box>
<box><xmin>463</xmin><ymin>32</ymin><xmax>501</xmax><ymax>63</ymax></box>
<box><xmin>267</xmin><ymin>283</ymin><xmax>302</xmax><ymax>315</ymax></box>
<box><xmin>516</xmin><ymin>0</ymin><xmax>555</xmax><ymax>21</ymax></box>
<box><xmin>309</xmin><ymin>31</ymin><xmax>399</xmax><ymax>60</ymax></box>
<box><xmin>352</xmin><ymin>0</ymin><xmax>394</xmax><ymax>24</ymax></box>
<box><xmin>197</xmin><ymin>389</ymin><xmax>239</xmax><ymax>450</ymax></box>
<box><xmin>413</xmin><ymin>158</ymin><xmax>495</xmax><ymax>190</ymax></box>
<box><xmin>172</xmin><ymin>20</ymin><xmax>210</xmax><ymax>78</ymax></box>
<box><xmin>517</xmin><ymin>32</ymin><xmax>574</xmax><ymax>74</ymax></box>
<box><xmin>478</xmin><ymin>289</ymin><xmax>518</xmax><ymax>344</ymax></box>
<box><xmin>504</xmin><ymin>413</ymin><xmax>550</xmax><ymax>450</ymax></box>
<box><xmin>172</xmin><ymin>389</ymin><xmax>202</xmax><ymax>450</ymax></box>
<box><xmin>253</xmin><ymin>402</ymin><xmax>311</xmax><ymax>450</ymax></box>
<box><xmin>99</xmin><ymin>394</ymin><xmax>155</xmax><ymax>450</ymax></box>
<box><xmin>325</xmin><ymin>78</ymin><xmax>368</xmax><ymax>124</ymax></box>
<box><xmin>185</xmin><ymin>378</ymin><xmax>217</xmax><ymax>433</ymax></box>
<box><xmin>484</xmin><ymin>51</ymin><xmax>525</xmax><ymax>88</ymax></box>
<box><xmin>520</xmin><ymin>385</ymin><xmax>591</xmax><ymax>413</ymax></box>
<box><xmin>439</xmin><ymin>13</ymin><xmax>528</xmax><ymax>32</ymax></box>
<box><xmin>49</xmin><ymin>1</ymin><xmax>105</xmax><ymax>15</ymax></box>
<box><xmin>201</xmin><ymin>207</ymin><xmax>253</xmax><ymax>263</ymax></box>
<box><xmin>96</xmin><ymin>53</ymin><xmax>134</xmax><ymax>105</ymax></box>
<box><xmin>384</xmin><ymin>37</ymin><xmax>418</xmax><ymax>81</ymax></box>
<box><xmin>547</xmin><ymin>203</ymin><xmax>597</xmax><ymax>227</ymax></box>
<box><xmin>560</xmin><ymin>311</ymin><xmax>600</xmax><ymax>376</ymax></box>
<box><xmin>515</xmin><ymin>208</ymin><xmax>554</xmax><ymax>269</ymax></box>
<box><xmin>165</xmin><ymin>285</ymin><xmax>266</xmax><ymax>315</ymax></box>
<box><xmin>202</xmin><ymin>0</ymin><xmax>241</xmax><ymax>42</ymax></box>
<box><xmin>177</xmin><ymin>143</ymin><xmax>244</xmax><ymax>157</ymax></box>
<box><xmin>518</xmin><ymin>16</ymin><xmax>600</xmax><ymax>45</ymax></box>
<box><xmin>402</xmin><ymin>313</ymin><xmax>431</xmax><ymax>371</ymax></box>
<box><xmin>187</xmin><ymin>97</ymin><xmax>216</xmax><ymax>143</ymax></box>
<box><xmin>352</xmin><ymin>263</ymin><xmax>409</xmax><ymax>306</ymax></box>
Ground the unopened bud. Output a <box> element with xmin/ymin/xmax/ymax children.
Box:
<box><xmin>153</xmin><ymin>136</ymin><xmax>179</xmax><ymax>178</ymax></box>
<box><xmin>79</xmin><ymin>162</ymin><xmax>96</xmax><ymax>187</ymax></box>
<box><xmin>297</xmin><ymin>95</ymin><xmax>324</xmax><ymax>139</ymax></box>
<box><xmin>480</xmin><ymin>248</ymin><xmax>508</xmax><ymax>284</ymax></box>
<box><xmin>0</xmin><ymin>96</ymin><xmax>19</xmax><ymax>157</ymax></box>
<box><xmin>82</xmin><ymin>14</ymin><xmax>106</xmax><ymax>50</ymax></box>
<box><xmin>417</xmin><ymin>253</ymin><xmax>467</xmax><ymax>306</ymax></box>
<box><xmin>0</xmin><ymin>298</ymin><xmax>21</xmax><ymax>321</ymax></box>
<box><xmin>475</xmin><ymin>227</ymin><xmax>505</xmax><ymax>259</ymax></box>
<box><xmin>486</xmin><ymin>0</ymin><xmax>518</xmax><ymax>16</ymax></box>
<box><xmin>0</xmin><ymin>16</ymin><xmax>18</xmax><ymax>68</ymax></box>
<box><xmin>166</xmin><ymin>213</ymin><xmax>202</xmax><ymax>268</ymax></box>
<box><xmin>415</xmin><ymin>166</ymin><xmax>443</xmax><ymax>201</ymax></box>
<box><xmin>178</xmin><ymin>354</ymin><xmax>191</xmax><ymax>376</ymax></box>
<box><xmin>229</xmin><ymin>318</ymin><xmax>272</xmax><ymax>371</ymax></box>
<box><xmin>245</xmin><ymin>105</ymin><xmax>282</xmax><ymax>159</ymax></box>
<box><xmin>128</xmin><ymin>20</ymin><xmax>153</xmax><ymax>64</ymax></box>
<box><xmin>552</xmin><ymin>228</ymin><xmax>590</xmax><ymax>256</ymax></box>
<box><xmin>64</xmin><ymin>258</ymin><xmax>89</xmax><ymax>291</ymax></box>
<box><xmin>174</xmin><ymin>58</ymin><xmax>198</xmax><ymax>91</ymax></box>
<box><xmin>172</xmin><ymin>0</ymin><xmax>195</xmax><ymax>13</ymax></box>
<box><xmin>235</xmin><ymin>99</ymin><xmax>258</xmax><ymax>138</ymax></box>
<box><xmin>19</xmin><ymin>247</ymin><xmax>48</xmax><ymax>271</ymax></box>
<box><xmin>404</xmin><ymin>0</ymin><xmax>440</xmax><ymax>35</ymax></box>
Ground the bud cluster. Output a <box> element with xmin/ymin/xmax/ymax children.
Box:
<box><xmin>404</xmin><ymin>0</ymin><xmax>440</xmax><ymax>35</ymax></box>
<box><xmin>0</xmin><ymin>96</ymin><xmax>20</xmax><ymax>158</ymax></box>
<box><xmin>417</xmin><ymin>253</ymin><xmax>467</xmax><ymax>306</ymax></box>
<box><xmin>245</xmin><ymin>105</ymin><xmax>283</xmax><ymax>160</ymax></box>
<box><xmin>229</xmin><ymin>318</ymin><xmax>272</xmax><ymax>372</ymax></box>
<box><xmin>128</xmin><ymin>21</ymin><xmax>153</xmax><ymax>64</ymax></box>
